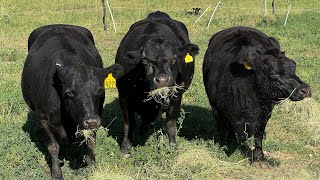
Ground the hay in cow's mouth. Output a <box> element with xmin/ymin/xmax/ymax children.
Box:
<box><xmin>75</xmin><ymin>126</ymin><xmax>99</xmax><ymax>146</ymax></box>
<box><xmin>143</xmin><ymin>85</ymin><xmax>185</xmax><ymax>106</ymax></box>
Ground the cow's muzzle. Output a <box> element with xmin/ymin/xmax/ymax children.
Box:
<box><xmin>83</xmin><ymin>115</ymin><xmax>101</xmax><ymax>129</ymax></box>
<box><xmin>154</xmin><ymin>74</ymin><xmax>172</xmax><ymax>88</ymax></box>
<box><xmin>299</xmin><ymin>84</ymin><xmax>312</xmax><ymax>98</ymax></box>
<box><xmin>290</xmin><ymin>84</ymin><xmax>312</xmax><ymax>101</ymax></box>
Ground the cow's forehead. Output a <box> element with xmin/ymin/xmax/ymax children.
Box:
<box><xmin>143</xmin><ymin>37</ymin><xmax>176</xmax><ymax>60</ymax></box>
<box><xmin>62</xmin><ymin>66</ymin><xmax>101</xmax><ymax>88</ymax></box>
<box><xmin>144</xmin><ymin>48</ymin><xmax>174</xmax><ymax>59</ymax></box>
<box><xmin>265</xmin><ymin>55</ymin><xmax>296</xmax><ymax>73</ymax></box>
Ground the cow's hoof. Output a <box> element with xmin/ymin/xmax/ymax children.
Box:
<box><xmin>121</xmin><ymin>140</ymin><xmax>132</xmax><ymax>154</ymax></box>
<box><xmin>169</xmin><ymin>142</ymin><xmax>176</xmax><ymax>149</ymax></box>
<box><xmin>124</xmin><ymin>154</ymin><xmax>130</xmax><ymax>159</ymax></box>
<box><xmin>248</xmin><ymin>148</ymin><xmax>265</xmax><ymax>162</ymax></box>
<box><xmin>51</xmin><ymin>169</ymin><xmax>63</xmax><ymax>180</ymax></box>
<box><xmin>84</xmin><ymin>155</ymin><xmax>95</xmax><ymax>166</ymax></box>
<box><xmin>51</xmin><ymin>161</ymin><xmax>63</xmax><ymax>180</ymax></box>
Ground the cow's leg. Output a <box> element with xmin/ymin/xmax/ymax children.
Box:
<box><xmin>39</xmin><ymin>118</ymin><xmax>62</xmax><ymax>179</ymax></box>
<box><xmin>166</xmin><ymin>97</ymin><xmax>182</xmax><ymax>148</ymax></box>
<box><xmin>54</xmin><ymin>125</ymin><xmax>68</xmax><ymax>145</ymax></box>
<box><xmin>140</xmin><ymin>109</ymin><xmax>161</xmax><ymax>137</ymax></box>
<box><xmin>140</xmin><ymin>115</ymin><xmax>151</xmax><ymax>136</ymax></box>
<box><xmin>213</xmin><ymin>108</ymin><xmax>228</xmax><ymax>146</ymax></box>
<box><xmin>252</xmin><ymin>118</ymin><xmax>269</xmax><ymax>162</ymax></box>
<box><xmin>85</xmin><ymin>133</ymin><xmax>96</xmax><ymax>165</ymax></box>
<box><xmin>120</xmin><ymin>97</ymin><xmax>135</xmax><ymax>154</ymax></box>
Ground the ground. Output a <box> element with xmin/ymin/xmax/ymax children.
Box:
<box><xmin>0</xmin><ymin>0</ymin><xmax>319</xmax><ymax>179</ymax></box>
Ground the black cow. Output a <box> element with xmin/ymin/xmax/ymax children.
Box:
<box><xmin>21</xmin><ymin>24</ymin><xmax>123</xmax><ymax>179</ymax></box>
<box><xmin>186</xmin><ymin>8</ymin><xmax>201</xmax><ymax>15</ymax></box>
<box><xmin>115</xmin><ymin>11</ymin><xmax>199</xmax><ymax>154</ymax></box>
<box><xmin>203</xmin><ymin>26</ymin><xmax>311</xmax><ymax>161</ymax></box>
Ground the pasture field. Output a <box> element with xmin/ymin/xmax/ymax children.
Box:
<box><xmin>0</xmin><ymin>0</ymin><xmax>319</xmax><ymax>179</ymax></box>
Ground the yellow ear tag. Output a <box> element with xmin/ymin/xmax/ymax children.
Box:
<box><xmin>244</xmin><ymin>64</ymin><xmax>252</xmax><ymax>70</ymax></box>
<box><xmin>104</xmin><ymin>73</ymin><xmax>116</xmax><ymax>89</ymax></box>
<box><xmin>184</xmin><ymin>53</ymin><xmax>193</xmax><ymax>63</ymax></box>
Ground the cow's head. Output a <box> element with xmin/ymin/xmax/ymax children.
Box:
<box><xmin>127</xmin><ymin>37</ymin><xmax>199</xmax><ymax>90</ymax></box>
<box><xmin>56</xmin><ymin>63</ymin><xmax>123</xmax><ymax>129</ymax></box>
<box><xmin>235</xmin><ymin>37</ymin><xmax>311</xmax><ymax>102</ymax></box>
<box><xmin>193</xmin><ymin>8</ymin><xmax>201</xmax><ymax>15</ymax></box>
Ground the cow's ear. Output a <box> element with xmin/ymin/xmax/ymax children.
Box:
<box><xmin>101</xmin><ymin>63</ymin><xmax>124</xmax><ymax>80</ymax></box>
<box><xmin>179</xmin><ymin>44</ymin><xmax>199</xmax><ymax>57</ymax></box>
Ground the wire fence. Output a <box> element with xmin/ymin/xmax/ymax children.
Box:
<box><xmin>5</xmin><ymin>5</ymin><xmax>320</xmax><ymax>16</ymax></box>
<box><xmin>1</xmin><ymin>1</ymin><xmax>319</xmax><ymax>35</ymax></box>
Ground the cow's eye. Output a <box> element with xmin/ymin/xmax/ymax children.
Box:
<box><xmin>65</xmin><ymin>90</ymin><xmax>75</xmax><ymax>98</ymax></box>
<box><xmin>141</xmin><ymin>58</ymin><xmax>151</xmax><ymax>66</ymax></box>
<box><xmin>270</xmin><ymin>73</ymin><xmax>280</xmax><ymax>79</ymax></box>
<box><xmin>171</xmin><ymin>58</ymin><xmax>177</xmax><ymax>65</ymax></box>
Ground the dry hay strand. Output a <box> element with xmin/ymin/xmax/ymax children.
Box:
<box><xmin>144</xmin><ymin>85</ymin><xmax>185</xmax><ymax>106</ymax></box>
<box><xmin>75</xmin><ymin>126</ymin><xmax>106</xmax><ymax>146</ymax></box>
<box><xmin>172</xmin><ymin>148</ymin><xmax>244</xmax><ymax>179</ymax></box>
<box><xmin>90</xmin><ymin>165</ymin><xmax>133</xmax><ymax>180</ymax></box>
<box><xmin>273</xmin><ymin>98</ymin><xmax>320</xmax><ymax>143</ymax></box>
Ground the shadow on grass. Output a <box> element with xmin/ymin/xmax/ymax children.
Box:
<box><xmin>103</xmin><ymin>98</ymin><xmax>219</xmax><ymax>148</ymax></box>
<box><xmin>23</xmin><ymin>112</ymin><xmax>96</xmax><ymax>171</ymax></box>
<box><xmin>23</xmin><ymin>98</ymin><xmax>246</xmax><ymax>169</ymax></box>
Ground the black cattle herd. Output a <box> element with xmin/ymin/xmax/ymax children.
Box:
<box><xmin>21</xmin><ymin>11</ymin><xmax>311</xmax><ymax>179</ymax></box>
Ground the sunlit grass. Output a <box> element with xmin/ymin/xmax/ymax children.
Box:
<box><xmin>0</xmin><ymin>0</ymin><xmax>319</xmax><ymax>179</ymax></box>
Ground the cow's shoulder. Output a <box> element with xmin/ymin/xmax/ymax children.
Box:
<box><xmin>146</xmin><ymin>11</ymin><xmax>171</xmax><ymax>20</ymax></box>
<box><xmin>147</xmin><ymin>11</ymin><xmax>188</xmax><ymax>37</ymax></box>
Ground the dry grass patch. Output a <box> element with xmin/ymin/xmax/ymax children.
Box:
<box><xmin>273</xmin><ymin>98</ymin><xmax>320</xmax><ymax>143</ymax></box>
<box><xmin>172</xmin><ymin>148</ymin><xmax>244</xmax><ymax>179</ymax></box>
<box><xmin>90</xmin><ymin>165</ymin><xmax>133</xmax><ymax>180</ymax></box>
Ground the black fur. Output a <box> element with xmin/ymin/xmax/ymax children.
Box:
<box><xmin>21</xmin><ymin>24</ymin><xmax>123</xmax><ymax>179</ymax></box>
<box><xmin>115</xmin><ymin>11</ymin><xmax>199</xmax><ymax>154</ymax></box>
<box><xmin>203</xmin><ymin>26</ymin><xmax>311</xmax><ymax>161</ymax></box>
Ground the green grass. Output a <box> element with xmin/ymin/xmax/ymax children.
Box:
<box><xmin>1</xmin><ymin>0</ymin><xmax>320</xmax><ymax>179</ymax></box>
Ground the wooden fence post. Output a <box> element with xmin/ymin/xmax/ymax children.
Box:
<box><xmin>101</xmin><ymin>0</ymin><xmax>107</xmax><ymax>31</ymax></box>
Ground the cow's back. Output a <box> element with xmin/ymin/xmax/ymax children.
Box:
<box><xmin>116</xmin><ymin>11</ymin><xmax>190</xmax><ymax>65</ymax></box>
<box><xmin>28</xmin><ymin>24</ymin><xmax>95</xmax><ymax>51</ymax></box>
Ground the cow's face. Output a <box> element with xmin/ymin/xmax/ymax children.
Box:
<box><xmin>240</xmin><ymin>45</ymin><xmax>311</xmax><ymax>102</ymax></box>
<box><xmin>128</xmin><ymin>37</ymin><xmax>199</xmax><ymax>90</ymax></box>
<box><xmin>141</xmin><ymin>39</ymin><xmax>177</xmax><ymax>89</ymax></box>
<box><xmin>56</xmin><ymin>64</ymin><xmax>123</xmax><ymax>129</ymax></box>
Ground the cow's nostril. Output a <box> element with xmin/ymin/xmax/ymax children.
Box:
<box><xmin>84</xmin><ymin>120</ymin><xmax>89</xmax><ymax>127</ymax></box>
<box><xmin>154</xmin><ymin>75</ymin><xmax>171</xmax><ymax>88</ymax></box>
<box><xmin>300</xmin><ymin>88</ymin><xmax>307</xmax><ymax>94</ymax></box>
<box><xmin>166</xmin><ymin>76</ymin><xmax>170</xmax><ymax>82</ymax></box>
<box><xmin>155</xmin><ymin>77</ymin><xmax>160</xmax><ymax>83</ymax></box>
<box><xmin>299</xmin><ymin>86</ymin><xmax>312</xmax><ymax>98</ymax></box>
<box><xmin>154</xmin><ymin>77</ymin><xmax>169</xmax><ymax>83</ymax></box>
<box><xmin>84</xmin><ymin>119</ymin><xmax>99</xmax><ymax>129</ymax></box>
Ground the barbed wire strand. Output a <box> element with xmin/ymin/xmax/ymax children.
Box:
<box><xmin>3</xmin><ymin>6</ymin><xmax>320</xmax><ymax>16</ymax></box>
